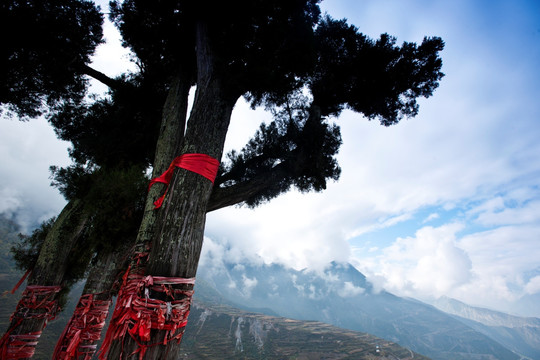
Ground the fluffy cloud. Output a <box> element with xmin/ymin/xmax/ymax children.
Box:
<box><xmin>352</xmin><ymin>220</ymin><xmax>540</xmax><ymax>315</ymax></box>
<box><xmin>338</xmin><ymin>281</ymin><xmax>365</xmax><ymax>298</ymax></box>
<box><xmin>357</xmin><ymin>223</ymin><xmax>472</xmax><ymax>299</ymax></box>
<box><xmin>525</xmin><ymin>276</ymin><xmax>540</xmax><ymax>295</ymax></box>
<box><xmin>0</xmin><ymin>117</ymin><xmax>69</xmax><ymax>230</ymax></box>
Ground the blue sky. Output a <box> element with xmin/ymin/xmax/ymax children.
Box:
<box><xmin>1</xmin><ymin>0</ymin><xmax>540</xmax><ymax>317</ymax></box>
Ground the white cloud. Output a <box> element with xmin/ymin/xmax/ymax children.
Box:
<box><xmin>361</xmin><ymin>223</ymin><xmax>472</xmax><ymax>299</ymax></box>
<box><xmin>241</xmin><ymin>275</ymin><xmax>258</xmax><ymax>298</ymax></box>
<box><xmin>471</xmin><ymin>197</ymin><xmax>540</xmax><ymax>227</ymax></box>
<box><xmin>0</xmin><ymin>117</ymin><xmax>69</xmax><ymax>230</ymax></box>
<box><xmin>346</xmin><ymin>212</ymin><xmax>413</xmax><ymax>239</ymax></box>
<box><xmin>338</xmin><ymin>281</ymin><xmax>365</xmax><ymax>298</ymax></box>
<box><xmin>525</xmin><ymin>276</ymin><xmax>540</xmax><ymax>295</ymax></box>
<box><xmin>0</xmin><ymin>188</ymin><xmax>22</xmax><ymax>215</ymax></box>
<box><xmin>206</xmin><ymin>188</ymin><xmax>352</xmax><ymax>271</ymax></box>
<box><xmin>352</xmin><ymin>221</ymin><xmax>540</xmax><ymax>315</ymax></box>
<box><xmin>423</xmin><ymin>213</ymin><xmax>440</xmax><ymax>223</ymax></box>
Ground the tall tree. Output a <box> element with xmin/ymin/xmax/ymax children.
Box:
<box><xmin>99</xmin><ymin>1</ymin><xmax>443</xmax><ymax>359</ymax></box>
<box><xmin>0</xmin><ymin>1</ymin><xmax>168</xmax><ymax>357</ymax></box>
<box><xmin>1</xmin><ymin>1</ymin><xmax>444</xmax><ymax>359</ymax></box>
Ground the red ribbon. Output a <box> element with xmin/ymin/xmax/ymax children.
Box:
<box><xmin>98</xmin><ymin>272</ymin><xmax>195</xmax><ymax>360</ymax></box>
<box><xmin>10</xmin><ymin>269</ymin><xmax>32</xmax><ymax>294</ymax></box>
<box><xmin>148</xmin><ymin>153</ymin><xmax>220</xmax><ymax>209</ymax></box>
<box><xmin>53</xmin><ymin>294</ymin><xmax>112</xmax><ymax>360</ymax></box>
<box><xmin>0</xmin><ymin>285</ymin><xmax>61</xmax><ymax>359</ymax></box>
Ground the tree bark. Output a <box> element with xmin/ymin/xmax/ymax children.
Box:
<box><xmin>132</xmin><ymin>73</ymin><xmax>191</xmax><ymax>257</ymax></box>
<box><xmin>0</xmin><ymin>198</ymin><xmax>89</xmax><ymax>359</ymax></box>
<box><xmin>104</xmin><ymin>21</ymin><xmax>238</xmax><ymax>360</ymax></box>
<box><xmin>52</xmin><ymin>239</ymin><xmax>131</xmax><ymax>360</ymax></box>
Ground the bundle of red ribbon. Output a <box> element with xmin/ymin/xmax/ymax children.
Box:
<box><xmin>0</xmin><ymin>285</ymin><xmax>62</xmax><ymax>359</ymax></box>
<box><xmin>53</xmin><ymin>294</ymin><xmax>112</xmax><ymax>360</ymax></box>
<box><xmin>98</xmin><ymin>273</ymin><xmax>195</xmax><ymax>360</ymax></box>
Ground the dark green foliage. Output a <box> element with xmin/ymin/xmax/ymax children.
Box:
<box><xmin>50</xmin><ymin>165</ymin><xmax>147</xmax><ymax>256</ymax></box>
<box><xmin>212</xmin><ymin>15</ymin><xmax>444</xmax><ymax>210</ymax></box>
<box><xmin>49</xmin><ymin>74</ymin><xmax>165</xmax><ymax>169</ymax></box>
<box><xmin>205</xmin><ymin>0</ymin><xmax>321</xmax><ymax>102</ymax></box>
<box><xmin>11</xmin><ymin>217</ymin><xmax>56</xmax><ymax>273</ymax></box>
<box><xmin>110</xmin><ymin>0</ymin><xmax>321</xmax><ymax>103</ymax></box>
<box><xmin>216</xmin><ymin>93</ymin><xmax>341</xmax><ymax>207</ymax></box>
<box><xmin>311</xmin><ymin>16</ymin><xmax>445</xmax><ymax>124</ymax></box>
<box><xmin>0</xmin><ymin>0</ymin><xmax>103</xmax><ymax>118</ymax></box>
<box><xmin>49</xmin><ymin>164</ymin><xmax>94</xmax><ymax>201</ymax></box>
<box><xmin>81</xmin><ymin>166</ymin><xmax>147</xmax><ymax>253</ymax></box>
<box><xmin>109</xmin><ymin>0</ymin><xmax>197</xmax><ymax>84</ymax></box>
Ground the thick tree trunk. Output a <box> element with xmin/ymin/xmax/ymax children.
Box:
<box><xmin>0</xmin><ymin>198</ymin><xmax>89</xmax><ymax>359</ymax></box>
<box><xmin>103</xmin><ymin>22</ymin><xmax>238</xmax><ymax>360</ymax></box>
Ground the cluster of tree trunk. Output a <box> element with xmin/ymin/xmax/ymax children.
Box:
<box><xmin>1</xmin><ymin>1</ymin><xmax>444</xmax><ymax>359</ymax></box>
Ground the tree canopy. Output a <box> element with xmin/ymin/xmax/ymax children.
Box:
<box><xmin>0</xmin><ymin>0</ymin><xmax>104</xmax><ymax>118</ymax></box>
<box><xmin>1</xmin><ymin>1</ymin><xmax>445</xmax><ymax>358</ymax></box>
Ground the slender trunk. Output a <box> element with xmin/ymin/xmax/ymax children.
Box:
<box><xmin>0</xmin><ymin>199</ymin><xmax>89</xmax><ymax>360</ymax></box>
<box><xmin>52</xmin><ymin>240</ymin><xmax>131</xmax><ymax>360</ymax></box>
<box><xmin>133</xmin><ymin>74</ymin><xmax>191</xmax><ymax>257</ymax></box>
<box><xmin>103</xmin><ymin>22</ymin><xmax>238</xmax><ymax>360</ymax></box>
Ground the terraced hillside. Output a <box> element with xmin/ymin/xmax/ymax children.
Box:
<box><xmin>180</xmin><ymin>302</ymin><xmax>429</xmax><ymax>360</ymax></box>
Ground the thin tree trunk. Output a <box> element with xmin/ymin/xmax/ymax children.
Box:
<box><xmin>0</xmin><ymin>198</ymin><xmax>89</xmax><ymax>359</ymax></box>
<box><xmin>52</xmin><ymin>240</ymin><xmax>131</xmax><ymax>360</ymax></box>
<box><xmin>103</xmin><ymin>21</ymin><xmax>238</xmax><ymax>360</ymax></box>
<box><xmin>132</xmin><ymin>73</ymin><xmax>191</xmax><ymax>258</ymax></box>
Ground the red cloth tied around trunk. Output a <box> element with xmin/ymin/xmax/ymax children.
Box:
<box><xmin>0</xmin><ymin>285</ymin><xmax>61</xmax><ymax>359</ymax></box>
<box><xmin>52</xmin><ymin>294</ymin><xmax>112</xmax><ymax>360</ymax></box>
<box><xmin>10</xmin><ymin>269</ymin><xmax>32</xmax><ymax>294</ymax></box>
<box><xmin>98</xmin><ymin>272</ymin><xmax>195</xmax><ymax>360</ymax></box>
<box><xmin>148</xmin><ymin>153</ymin><xmax>219</xmax><ymax>209</ymax></box>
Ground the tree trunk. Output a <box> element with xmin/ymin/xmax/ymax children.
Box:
<box><xmin>132</xmin><ymin>73</ymin><xmax>191</xmax><ymax>258</ymax></box>
<box><xmin>52</xmin><ymin>240</ymin><xmax>131</xmax><ymax>360</ymax></box>
<box><xmin>103</xmin><ymin>21</ymin><xmax>238</xmax><ymax>360</ymax></box>
<box><xmin>0</xmin><ymin>198</ymin><xmax>89</xmax><ymax>359</ymax></box>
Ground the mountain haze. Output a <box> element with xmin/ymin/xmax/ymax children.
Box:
<box><xmin>197</xmin><ymin>260</ymin><xmax>522</xmax><ymax>360</ymax></box>
<box><xmin>433</xmin><ymin>296</ymin><xmax>540</xmax><ymax>359</ymax></box>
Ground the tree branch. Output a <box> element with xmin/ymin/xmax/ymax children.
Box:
<box><xmin>79</xmin><ymin>64</ymin><xmax>124</xmax><ymax>90</ymax></box>
<box><xmin>207</xmin><ymin>161</ymin><xmax>291</xmax><ymax>212</ymax></box>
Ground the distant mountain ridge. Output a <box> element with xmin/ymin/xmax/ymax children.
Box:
<box><xmin>433</xmin><ymin>296</ymin><xmax>540</xmax><ymax>328</ymax></box>
<box><xmin>433</xmin><ymin>296</ymin><xmax>540</xmax><ymax>359</ymax></box>
<box><xmin>197</xmin><ymin>260</ymin><xmax>524</xmax><ymax>360</ymax></box>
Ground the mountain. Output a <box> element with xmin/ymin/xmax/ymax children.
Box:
<box><xmin>433</xmin><ymin>296</ymin><xmax>540</xmax><ymax>359</ymax></box>
<box><xmin>181</xmin><ymin>297</ymin><xmax>430</xmax><ymax>360</ymax></box>
<box><xmin>197</xmin><ymin>260</ymin><xmax>521</xmax><ymax>360</ymax></box>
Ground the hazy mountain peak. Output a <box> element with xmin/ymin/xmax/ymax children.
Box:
<box><xmin>433</xmin><ymin>296</ymin><xmax>540</xmax><ymax>328</ymax></box>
